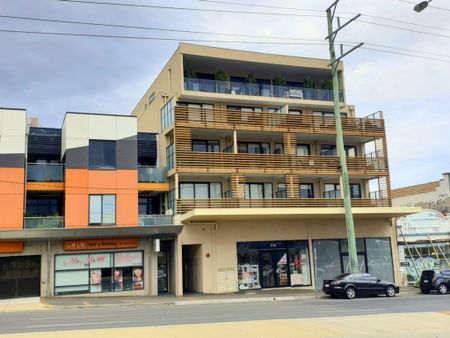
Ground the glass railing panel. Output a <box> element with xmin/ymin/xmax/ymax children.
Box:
<box><xmin>138</xmin><ymin>166</ymin><xmax>168</xmax><ymax>183</ymax></box>
<box><xmin>27</xmin><ymin>163</ymin><xmax>64</xmax><ymax>182</ymax></box>
<box><xmin>24</xmin><ymin>216</ymin><xmax>64</xmax><ymax>229</ymax></box>
<box><xmin>138</xmin><ymin>215</ymin><xmax>173</xmax><ymax>226</ymax></box>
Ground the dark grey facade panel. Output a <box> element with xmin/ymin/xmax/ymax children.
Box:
<box><xmin>65</xmin><ymin>146</ymin><xmax>89</xmax><ymax>169</ymax></box>
<box><xmin>116</xmin><ymin>138</ymin><xmax>138</xmax><ymax>170</ymax></box>
<box><xmin>0</xmin><ymin>154</ymin><xmax>25</xmax><ymax>168</ymax></box>
<box><xmin>137</xmin><ymin>133</ymin><xmax>157</xmax><ymax>166</ymax></box>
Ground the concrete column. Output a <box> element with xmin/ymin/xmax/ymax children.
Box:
<box><xmin>175</xmin><ymin>237</ymin><xmax>183</xmax><ymax>296</ymax></box>
<box><xmin>233</xmin><ymin>130</ymin><xmax>237</xmax><ymax>154</ymax></box>
<box><xmin>149</xmin><ymin>238</ymin><xmax>158</xmax><ymax>296</ymax></box>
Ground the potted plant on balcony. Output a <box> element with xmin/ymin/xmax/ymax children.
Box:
<box><xmin>245</xmin><ymin>73</ymin><xmax>259</xmax><ymax>96</ymax></box>
<box><xmin>319</xmin><ymin>79</ymin><xmax>333</xmax><ymax>100</ymax></box>
<box><xmin>215</xmin><ymin>70</ymin><xmax>230</xmax><ymax>94</ymax></box>
<box><xmin>302</xmin><ymin>76</ymin><xmax>315</xmax><ymax>99</ymax></box>
<box><xmin>273</xmin><ymin>75</ymin><xmax>287</xmax><ymax>98</ymax></box>
<box><xmin>184</xmin><ymin>68</ymin><xmax>198</xmax><ymax>90</ymax></box>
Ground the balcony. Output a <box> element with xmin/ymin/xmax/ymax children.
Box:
<box><xmin>184</xmin><ymin>78</ymin><xmax>344</xmax><ymax>102</ymax></box>
<box><xmin>27</xmin><ymin>163</ymin><xmax>64</xmax><ymax>182</ymax></box>
<box><xmin>174</xmin><ymin>107</ymin><xmax>385</xmax><ymax>137</ymax></box>
<box><xmin>138</xmin><ymin>215</ymin><xmax>173</xmax><ymax>226</ymax></box>
<box><xmin>175</xmin><ymin>152</ymin><xmax>387</xmax><ymax>176</ymax></box>
<box><xmin>138</xmin><ymin>166</ymin><xmax>168</xmax><ymax>183</ymax></box>
<box><xmin>24</xmin><ymin>216</ymin><xmax>64</xmax><ymax>229</ymax></box>
<box><xmin>176</xmin><ymin>198</ymin><xmax>390</xmax><ymax>213</ymax></box>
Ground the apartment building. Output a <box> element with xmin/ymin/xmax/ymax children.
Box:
<box><xmin>132</xmin><ymin>43</ymin><xmax>419</xmax><ymax>295</ymax></box>
<box><xmin>393</xmin><ymin>173</ymin><xmax>450</xmax><ymax>283</ymax></box>
<box><xmin>0</xmin><ymin>109</ymin><xmax>180</xmax><ymax>298</ymax></box>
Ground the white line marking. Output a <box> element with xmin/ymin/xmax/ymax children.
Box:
<box><xmin>31</xmin><ymin>315</ymin><xmax>120</xmax><ymax>320</ymax></box>
<box><xmin>27</xmin><ymin>321</ymin><xmax>130</xmax><ymax>328</ymax></box>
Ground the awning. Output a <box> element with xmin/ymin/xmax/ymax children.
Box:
<box><xmin>179</xmin><ymin>207</ymin><xmax>421</xmax><ymax>224</ymax></box>
<box><xmin>0</xmin><ymin>225</ymin><xmax>183</xmax><ymax>242</ymax></box>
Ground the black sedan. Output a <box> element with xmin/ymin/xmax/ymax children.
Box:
<box><xmin>322</xmin><ymin>273</ymin><xmax>399</xmax><ymax>299</ymax></box>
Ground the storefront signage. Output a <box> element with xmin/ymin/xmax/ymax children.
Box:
<box><xmin>64</xmin><ymin>238</ymin><xmax>139</xmax><ymax>251</ymax></box>
<box><xmin>0</xmin><ymin>242</ymin><xmax>24</xmax><ymax>253</ymax></box>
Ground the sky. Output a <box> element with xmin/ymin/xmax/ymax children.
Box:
<box><xmin>0</xmin><ymin>0</ymin><xmax>449</xmax><ymax>189</ymax></box>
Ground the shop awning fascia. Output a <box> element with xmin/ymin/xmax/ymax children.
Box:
<box><xmin>179</xmin><ymin>207</ymin><xmax>421</xmax><ymax>224</ymax></box>
<box><xmin>0</xmin><ymin>225</ymin><xmax>183</xmax><ymax>242</ymax></box>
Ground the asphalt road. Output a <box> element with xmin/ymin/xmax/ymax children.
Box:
<box><xmin>1</xmin><ymin>294</ymin><xmax>449</xmax><ymax>334</ymax></box>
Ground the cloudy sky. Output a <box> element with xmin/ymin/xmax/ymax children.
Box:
<box><xmin>1</xmin><ymin>0</ymin><xmax>449</xmax><ymax>188</ymax></box>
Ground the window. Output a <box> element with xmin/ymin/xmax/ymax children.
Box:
<box><xmin>268</xmin><ymin>107</ymin><xmax>282</xmax><ymax>113</ymax></box>
<box><xmin>161</xmin><ymin>98</ymin><xmax>174</xmax><ymax>130</ymax></box>
<box><xmin>166</xmin><ymin>144</ymin><xmax>174</xmax><ymax>170</ymax></box>
<box><xmin>26</xmin><ymin>196</ymin><xmax>62</xmax><ymax>216</ymax></box>
<box><xmin>320</xmin><ymin>144</ymin><xmax>357</xmax><ymax>157</ymax></box>
<box><xmin>296</xmin><ymin>144</ymin><xmax>311</xmax><ymax>156</ymax></box>
<box><xmin>192</xmin><ymin>140</ymin><xmax>220</xmax><ymax>152</ymax></box>
<box><xmin>238</xmin><ymin>142</ymin><xmax>270</xmax><ymax>154</ymax></box>
<box><xmin>138</xmin><ymin>195</ymin><xmax>161</xmax><ymax>215</ymax></box>
<box><xmin>323</xmin><ymin>183</ymin><xmax>361</xmax><ymax>198</ymax></box>
<box><xmin>289</xmin><ymin>109</ymin><xmax>302</xmax><ymax>115</ymax></box>
<box><xmin>245</xmin><ymin>183</ymin><xmax>272</xmax><ymax>199</ymax></box>
<box><xmin>274</xmin><ymin>143</ymin><xmax>284</xmax><ymax>154</ymax></box>
<box><xmin>89</xmin><ymin>195</ymin><xmax>116</xmax><ymax>225</ymax></box>
<box><xmin>227</xmin><ymin>106</ymin><xmax>263</xmax><ymax>112</ymax></box>
<box><xmin>276</xmin><ymin>183</ymin><xmax>287</xmax><ymax>198</ymax></box>
<box><xmin>89</xmin><ymin>140</ymin><xmax>116</xmax><ymax>169</ymax></box>
<box><xmin>179</xmin><ymin>183</ymin><xmax>222</xmax><ymax>199</ymax></box>
<box><xmin>313</xmin><ymin>111</ymin><xmax>347</xmax><ymax>117</ymax></box>
<box><xmin>299</xmin><ymin>184</ymin><xmax>314</xmax><ymax>198</ymax></box>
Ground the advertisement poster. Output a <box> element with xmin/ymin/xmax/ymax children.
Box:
<box><xmin>90</xmin><ymin>269</ymin><xmax>102</xmax><ymax>293</ymax></box>
<box><xmin>133</xmin><ymin>267</ymin><xmax>144</xmax><ymax>290</ymax></box>
<box><xmin>238</xmin><ymin>264</ymin><xmax>260</xmax><ymax>290</ymax></box>
<box><xmin>113</xmin><ymin>268</ymin><xmax>123</xmax><ymax>291</ymax></box>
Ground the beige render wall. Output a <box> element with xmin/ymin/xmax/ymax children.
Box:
<box><xmin>176</xmin><ymin>217</ymin><xmax>398</xmax><ymax>295</ymax></box>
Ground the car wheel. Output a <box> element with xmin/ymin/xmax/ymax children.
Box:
<box><xmin>385</xmin><ymin>285</ymin><xmax>396</xmax><ymax>297</ymax></box>
<box><xmin>421</xmin><ymin>289</ymin><xmax>430</xmax><ymax>294</ymax></box>
<box><xmin>345</xmin><ymin>287</ymin><xmax>356</xmax><ymax>299</ymax></box>
<box><xmin>438</xmin><ymin>283</ymin><xmax>448</xmax><ymax>295</ymax></box>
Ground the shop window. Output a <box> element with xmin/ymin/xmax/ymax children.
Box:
<box><xmin>89</xmin><ymin>195</ymin><xmax>116</xmax><ymax>225</ymax></box>
<box><xmin>237</xmin><ymin>242</ymin><xmax>261</xmax><ymax>290</ymax></box>
<box><xmin>287</xmin><ymin>241</ymin><xmax>311</xmax><ymax>286</ymax></box>
<box><xmin>366</xmin><ymin>238</ymin><xmax>394</xmax><ymax>282</ymax></box>
<box><xmin>54</xmin><ymin>251</ymin><xmax>144</xmax><ymax>296</ymax></box>
<box><xmin>313</xmin><ymin>239</ymin><xmax>341</xmax><ymax>288</ymax></box>
<box><xmin>89</xmin><ymin>140</ymin><xmax>116</xmax><ymax>169</ymax></box>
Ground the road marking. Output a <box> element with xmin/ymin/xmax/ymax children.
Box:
<box><xmin>31</xmin><ymin>314</ymin><xmax>120</xmax><ymax>320</ymax></box>
<box><xmin>27</xmin><ymin>320</ymin><xmax>130</xmax><ymax>328</ymax></box>
<box><xmin>318</xmin><ymin>308</ymin><xmax>385</xmax><ymax>313</ymax></box>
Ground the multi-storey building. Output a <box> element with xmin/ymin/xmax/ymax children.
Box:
<box><xmin>0</xmin><ymin>109</ymin><xmax>180</xmax><ymax>298</ymax></box>
<box><xmin>131</xmin><ymin>43</ymin><xmax>419</xmax><ymax>295</ymax></box>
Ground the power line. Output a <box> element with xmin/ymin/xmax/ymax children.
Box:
<box><xmin>399</xmin><ymin>0</ymin><xmax>450</xmax><ymax>12</ymax></box>
<box><xmin>53</xmin><ymin>0</ymin><xmax>326</xmax><ymax>17</ymax></box>
<box><xmin>1</xmin><ymin>14</ymin><xmax>449</xmax><ymax>58</ymax></box>
<box><xmin>1</xmin><ymin>28</ymin><xmax>450</xmax><ymax>63</ymax></box>
<box><xmin>199</xmin><ymin>0</ymin><xmax>450</xmax><ymax>32</ymax></box>
<box><xmin>50</xmin><ymin>0</ymin><xmax>450</xmax><ymax>39</ymax></box>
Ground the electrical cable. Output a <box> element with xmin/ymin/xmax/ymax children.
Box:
<box><xmin>398</xmin><ymin>0</ymin><xmax>450</xmax><ymax>12</ymax></box>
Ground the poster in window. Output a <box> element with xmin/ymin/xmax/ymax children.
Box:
<box><xmin>114</xmin><ymin>251</ymin><xmax>143</xmax><ymax>267</ymax></box>
<box><xmin>238</xmin><ymin>264</ymin><xmax>260</xmax><ymax>290</ymax></box>
<box><xmin>55</xmin><ymin>254</ymin><xmax>89</xmax><ymax>270</ymax></box>
<box><xmin>90</xmin><ymin>269</ymin><xmax>102</xmax><ymax>293</ymax></box>
<box><xmin>133</xmin><ymin>267</ymin><xmax>144</xmax><ymax>290</ymax></box>
<box><xmin>89</xmin><ymin>253</ymin><xmax>111</xmax><ymax>269</ymax></box>
<box><xmin>113</xmin><ymin>268</ymin><xmax>123</xmax><ymax>291</ymax></box>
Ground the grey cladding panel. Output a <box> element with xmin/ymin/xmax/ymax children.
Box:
<box><xmin>65</xmin><ymin>146</ymin><xmax>89</xmax><ymax>169</ymax></box>
<box><xmin>117</xmin><ymin>136</ymin><xmax>137</xmax><ymax>170</ymax></box>
<box><xmin>0</xmin><ymin>154</ymin><xmax>25</xmax><ymax>168</ymax></box>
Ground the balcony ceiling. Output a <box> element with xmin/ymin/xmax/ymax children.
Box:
<box><xmin>179</xmin><ymin>207</ymin><xmax>422</xmax><ymax>223</ymax></box>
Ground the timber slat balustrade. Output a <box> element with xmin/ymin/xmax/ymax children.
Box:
<box><xmin>176</xmin><ymin>198</ymin><xmax>390</xmax><ymax>213</ymax></box>
<box><xmin>174</xmin><ymin>107</ymin><xmax>385</xmax><ymax>137</ymax></box>
<box><xmin>175</xmin><ymin>152</ymin><xmax>388</xmax><ymax>176</ymax></box>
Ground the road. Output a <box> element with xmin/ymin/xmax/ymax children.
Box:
<box><xmin>0</xmin><ymin>294</ymin><xmax>449</xmax><ymax>335</ymax></box>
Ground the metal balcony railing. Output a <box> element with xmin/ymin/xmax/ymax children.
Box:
<box><xmin>138</xmin><ymin>166</ymin><xmax>168</xmax><ymax>183</ymax></box>
<box><xmin>24</xmin><ymin>216</ymin><xmax>64</xmax><ymax>229</ymax></box>
<box><xmin>184</xmin><ymin>78</ymin><xmax>344</xmax><ymax>102</ymax></box>
<box><xmin>138</xmin><ymin>215</ymin><xmax>173</xmax><ymax>226</ymax></box>
<box><xmin>27</xmin><ymin>163</ymin><xmax>64</xmax><ymax>182</ymax></box>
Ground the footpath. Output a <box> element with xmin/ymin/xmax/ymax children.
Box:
<box><xmin>1</xmin><ymin>286</ymin><xmax>421</xmax><ymax>312</ymax></box>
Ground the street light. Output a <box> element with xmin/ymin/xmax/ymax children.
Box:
<box><xmin>414</xmin><ymin>0</ymin><xmax>432</xmax><ymax>12</ymax></box>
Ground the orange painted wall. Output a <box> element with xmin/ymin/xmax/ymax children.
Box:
<box><xmin>0</xmin><ymin>168</ymin><xmax>24</xmax><ymax>230</ymax></box>
<box><xmin>65</xmin><ymin>169</ymin><xmax>138</xmax><ymax>228</ymax></box>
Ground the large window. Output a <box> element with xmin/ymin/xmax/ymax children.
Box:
<box><xmin>54</xmin><ymin>251</ymin><xmax>144</xmax><ymax>295</ymax></box>
<box><xmin>166</xmin><ymin>143</ymin><xmax>174</xmax><ymax>170</ymax></box>
<box><xmin>299</xmin><ymin>184</ymin><xmax>314</xmax><ymax>198</ymax></box>
<box><xmin>89</xmin><ymin>195</ymin><xmax>116</xmax><ymax>225</ymax></box>
<box><xmin>179</xmin><ymin>183</ymin><xmax>222</xmax><ymax>199</ymax></box>
<box><xmin>192</xmin><ymin>140</ymin><xmax>220</xmax><ymax>152</ymax></box>
<box><xmin>26</xmin><ymin>196</ymin><xmax>62</xmax><ymax>216</ymax></box>
<box><xmin>366</xmin><ymin>238</ymin><xmax>394</xmax><ymax>282</ymax></box>
<box><xmin>323</xmin><ymin>183</ymin><xmax>361</xmax><ymax>198</ymax></box>
<box><xmin>238</xmin><ymin>142</ymin><xmax>270</xmax><ymax>154</ymax></box>
<box><xmin>89</xmin><ymin>140</ymin><xmax>116</xmax><ymax>169</ymax></box>
<box><xmin>320</xmin><ymin>144</ymin><xmax>357</xmax><ymax>157</ymax></box>
<box><xmin>161</xmin><ymin>98</ymin><xmax>174</xmax><ymax>130</ymax></box>
<box><xmin>296</xmin><ymin>144</ymin><xmax>311</xmax><ymax>156</ymax></box>
<box><xmin>245</xmin><ymin>183</ymin><xmax>272</xmax><ymax>199</ymax></box>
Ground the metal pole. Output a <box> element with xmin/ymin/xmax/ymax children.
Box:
<box><xmin>326</xmin><ymin>6</ymin><xmax>359</xmax><ymax>273</ymax></box>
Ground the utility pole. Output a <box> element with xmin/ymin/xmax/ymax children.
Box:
<box><xmin>326</xmin><ymin>0</ymin><xmax>363</xmax><ymax>273</ymax></box>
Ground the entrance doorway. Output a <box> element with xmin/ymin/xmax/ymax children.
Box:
<box><xmin>260</xmin><ymin>249</ymin><xmax>289</xmax><ymax>288</ymax></box>
<box><xmin>0</xmin><ymin>255</ymin><xmax>41</xmax><ymax>299</ymax></box>
<box><xmin>157</xmin><ymin>251</ymin><xmax>168</xmax><ymax>293</ymax></box>
<box><xmin>182</xmin><ymin>244</ymin><xmax>202</xmax><ymax>293</ymax></box>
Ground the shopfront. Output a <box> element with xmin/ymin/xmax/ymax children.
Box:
<box><xmin>237</xmin><ymin>240</ymin><xmax>311</xmax><ymax>290</ymax></box>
